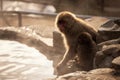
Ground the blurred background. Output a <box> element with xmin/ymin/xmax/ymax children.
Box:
<box><xmin>0</xmin><ymin>0</ymin><xmax>120</xmax><ymax>80</ymax></box>
<box><xmin>0</xmin><ymin>0</ymin><xmax>120</xmax><ymax>27</ymax></box>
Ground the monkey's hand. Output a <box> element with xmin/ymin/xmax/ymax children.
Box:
<box><xmin>56</xmin><ymin>63</ymin><xmax>69</xmax><ymax>76</ymax></box>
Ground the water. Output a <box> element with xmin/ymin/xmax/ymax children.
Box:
<box><xmin>0</xmin><ymin>40</ymin><xmax>56</xmax><ymax>80</ymax></box>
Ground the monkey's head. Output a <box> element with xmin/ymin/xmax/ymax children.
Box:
<box><xmin>55</xmin><ymin>11</ymin><xmax>76</xmax><ymax>33</ymax></box>
<box><xmin>78</xmin><ymin>32</ymin><xmax>93</xmax><ymax>45</ymax></box>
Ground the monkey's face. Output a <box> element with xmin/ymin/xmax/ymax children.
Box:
<box><xmin>56</xmin><ymin>11</ymin><xmax>76</xmax><ymax>33</ymax></box>
<box><xmin>57</xmin><ymin>20</ymin><xmax>66</xmax><ymax>32</ymax></box>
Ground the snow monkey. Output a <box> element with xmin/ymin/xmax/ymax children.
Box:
<box><xmin>77</xmin><ymin>32</ymin><xmax>97</xmax><ymax>71</ymax></box>
<box><xmin>55</xmin><ymin>11</ymin><xmax>98</xmax><ymax>75</ymax></box>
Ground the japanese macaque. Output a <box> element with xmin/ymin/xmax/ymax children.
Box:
<box><xmin>55</xmin><ymin>11</ymin><xmax>98</xmax><ymax>75</ymax></box>
<box><xmin>77</xmin><ymin>32</ymin><xmax>97</xmax><ymax>71</ymax></box>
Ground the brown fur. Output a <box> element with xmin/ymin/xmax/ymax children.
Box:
<box><xmin>55</xmin><ymin>11</ymin><xmax>98</xmax><ymax>75</ymax></box>
<box><xmin>77</xmin><ymin>32</ymin><xmax>97</xmax><ymax>71</ymax></box>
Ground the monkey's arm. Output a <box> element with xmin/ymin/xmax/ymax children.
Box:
<box><xmin>58</xmin><ymin>45</ymin><xmax>77</xmax><ymax>66</ymax></box>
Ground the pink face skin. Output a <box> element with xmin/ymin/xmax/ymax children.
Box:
<box><xmin>58</xmin><ymin>20</ymin><xmax>66</xmax><ymax>32</ymax></box>
<box><xmin>58</xmin><ymin>24</ymin><xmax>65</xmax><ymax>32</ymax></box>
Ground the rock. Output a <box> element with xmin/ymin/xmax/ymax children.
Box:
<box><xmin>53</xmin><ymin>31</ymin><xmax>66</xmax><ymax>72</ymax></box>
<box><xmin>99</xmin><ymin>19</ymin><xmax>120</xmax><ymax>31</ymax></box>
<box><xmin>53</xmin><ymin>31</ymin><xmax>66</xmax><ymax>55</ymax></box>
<box><xmin>56</xmin><ymin>71</ymin><xmax>88</xmax><ymax>80</ymax></box>
<box><xmin>56</xmin><ymin>68</ymin><xmax>119</xmax><ymax>80</ymax></box>
<box><xmin>112</xmin><ymin>56</ymin><xmax>120</xmax><ymax>69</ymax></box>
<box><xmin>88</xmin><ymin>68</ymin><xmax>114</xmax><ymax>74</ymax></box>
<box><xmin>98</xmin><ymin>38</ymin><xmax>120</xmax><ymax>51</ymax></box>
<box><xmin>112</xmin><ymin>56</ymin><xmax>120</xmax><ymax>75</ymax></box>
<box><xmin>102</xmin><ymin>45</ymin><xmax>120</xmax><ymax>57</ymax></box>
<box><xmin>94</xmin><ymin>44</ymin><xmax>120</xmax><ymax>68</ymax></box>
<box><xmin>98</xmin><ymin>19</ymin><xmax>120</xmax><ymax>42</ymax></box>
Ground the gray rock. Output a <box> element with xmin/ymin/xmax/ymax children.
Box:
<box><xmin>98</xmin><ymin>19</ymin><xmax>120</xmax><ymax>42</ymax></box>
<box><xmin>98</xmin><ymin>38</ymin><xmax>120</xmax><ymax>51</ymax></box>
<box><xmin>94</xmin><ymin>44</ymin><xmax>120</xmax><ymax>68</ymax></box>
